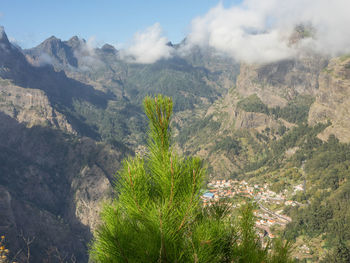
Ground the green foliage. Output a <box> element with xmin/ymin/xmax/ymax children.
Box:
<box><xmin>283</xmin><ymin>135</ymin><xmax>350</xmax><ymax>260</ymax></box>
<box><xmin>90</xmin><ymin>95</ymin><xmax>293</xmax><ymax>263</ymax></box>
<box><xmin>322</xmin><ymin>240</ymin><xmax>350</xmax><ymax>263</ymax></box>
<box><xmin>213</xmin><ymin>136</ymin><xmax>242</xmax><ymax>155</ymax></box>
<box><xmin>237</xmin><ymin>94</ymin><xmax>269</xmax><ymax>114</ymax></box>
<box><xmin>176</xmin><ymin>114</ymin><xmax>221</xmax><ymax>147</ymax></box>
<box><xmin>271</xmin><ymin>180</ymin><xmax>287</xmax><ymax>193</ymax></box>
<box><xmin>125</xmin><ymin>60</ymin><xmax>220</xmax><ymax>112</ymax></box>
<box><xmin>246</xmin><ymin>123</ymin><xmax>329</xmax><ymax>171</ymax></box>
<box><xmin>237</xmin><ymin>94</ymin><xmax>314</xmax><ymax>124</ymax></box>
<box><xmin>72</xmin><ymin>99</ymin><xmax>147</xmax><ymax>146</ymax></box>
<box><xmin>270</xmin><ymin>96</ymin><xmax>315</xmax><ymax>124</ymax></box>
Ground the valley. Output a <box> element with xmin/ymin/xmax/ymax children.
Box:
<box><xmin>0</xmin><ymin>23</ymin><xmax>350</xmax><ymax>261</ymax></box>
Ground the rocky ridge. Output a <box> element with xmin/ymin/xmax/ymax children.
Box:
<box><xmin>309</xmin><ymin>55</ymin><xmax>350</xmax><ymax>142</ymax></box>
<box><xmin>0</xmin><ymin>112</ymin><xmax>124</xmax><ymax>262</ymax></box>
<box><xmin>1</xmin><ymin>24</ymin><xmax>350</xmax><ymax>262</ymax></box>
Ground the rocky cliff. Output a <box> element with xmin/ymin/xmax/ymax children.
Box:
<box><xmin>0</xmin><ymin>28</ymin><xmax>129</xmax><ymax>262</ymax></box>
<box><xmin>236</xmin><ymin>54</ymin><xmax>328</xmax><ymax>107</ymax></box>
<box><xmin>0</xmin><ymin>113</ymin><xmax>125</xmax><ymax>262</ymax></box>
<box><xmin>175</xmin><ymin>53</ymin><xmax>329</xmax><ymax>178</ymax></box>
<box><xmin>0</xmin><ymin>27</ymin><xmax>241</xmax><ymax>261</ymax></box>
<box><xmin>1</xmin><ymin>24</ymin><xmax>350</xmax><ymax>261</ymax></box>
<box><xmin>309</xmin><ymin>55</ymin><xmax>350</xmax><ymax>142</ymax></box>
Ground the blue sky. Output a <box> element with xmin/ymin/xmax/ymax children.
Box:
<box><xmin>0</xmin><ymin>0</ymin><xmax>242</xmax><ymax>48</ymax></box>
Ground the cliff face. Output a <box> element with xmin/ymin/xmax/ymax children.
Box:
<box><xmin>309</xmin><ymin>56</ymin><xmax>350</xmax><ymax>142</ymax></box>
<box><xmin>175</xmin><ymin>53</ymin><xmax>330</xmax><ymax>178</ymax></box>
<box><xmin>0</xmin><ymin>29</ymin><xmax>128</xmax><ymax>261</ymax></box>
<box><xmin>0</xmin><ymin>28</ymin><xmax>242</xmax><ymax>261</ymax></box>
<box><xmin>237</xmin><ymin>55</ymin><xmax>328</xmax><ymax>107</ymax></box>
<box><xmin>234</xmin><ymin>53</ymin><xmax>350</xmax><ymax>144</ymax></box>
<box><xmin>2</xmin><ymin>23</ymin><xmax>350</xmax><ymax>261</ymax></box>
<box><xmin>0</xmin><ymin>80</ymin><xmax>74</xmax><ymax>133</ymax></box>
<box><xmin>0</xmin><ymin>113</ymin><xmax>124</xmax><ymax>262</ymax></box>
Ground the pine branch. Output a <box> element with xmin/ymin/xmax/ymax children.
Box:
<box><xmin>127</xmin><ymin>165</ymin><xmax>142</xmax><ymax>213</ymax></box>
<box><xmin>177</xmin><ymin>168</ymin><xmax>198</xmax><ymax>233</ymax></box>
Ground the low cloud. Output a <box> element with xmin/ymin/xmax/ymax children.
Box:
<box><xmin>120</xmin><ymin>23</ymin><xmax>173</xmax><ymax>64</ymax></box>
<box><xmin>186</xmin><ymin>0</ymin><xmax>350</xmax><ymax>63</ymax></box>
<box><xmin>73</xmin><ymin>36</ymin><xmax>104</xmax><ymax>70</ymax></box>
<box><xmin>36</xmin><ymin>53</ymin><xmax>53</xmax><ymax>66</ymax></box>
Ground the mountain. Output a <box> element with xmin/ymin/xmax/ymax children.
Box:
<box><xmin>0</xmin><ymin>28</ymin><xmax>129</xmax><ymax>262</ymax></box>
<box><xmin>175</xmin><ymin>53</ymin><xmax>327</xmax><ymax>176</ymax></box>
<box><xmin>24</xmin><ymin>34</ymin><xmax>240</xmax><ymax>148</ymax></box>
<box><xmin>0</xmin><ymin>27</ymin><xmax>112</xmax><ymax>139</ymax></box>
<box><xmin>1</xmin><ymin>25</ymin><xmax>350</xmax><ymax>261</ymax></box>
<box><xmin>174</xmin><ymin>50</ymin><xmax>350</xmax><ymax>261</ymax></box>
<box><xmin>0</xmin><ymin>27</ymin><xmax>240</xmax><ymax>261</ymax></box>
<box><xmin>25</xmin><ymin>35</ymin><xmax>78</xmax><ymax>68</ymax></box>
<box><xmin>309</xmin><ymin>55</ymin><xmax>350</xmax><ymax>142</ymax></box>
<box><xmin>0</xmin><ymin>112</ymin><xmax>127</xmax><ymax>262</ymax></box>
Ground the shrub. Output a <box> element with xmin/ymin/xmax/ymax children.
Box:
<box><xmin>90</xmin><ymin>95</ymin><xmax>293</xmax><ymax>262</ymax></box>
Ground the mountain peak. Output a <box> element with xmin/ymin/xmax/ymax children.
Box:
<box><xmin>66</xmin><ymin>36</ymin><xmax>84</xmax><ymax>49</ymax></box>
<box><xmin>26</xmin><ymin>35</ymin><xmax>78</xmax><ymax>67</ymax></box>
<box><xmin>69</xmin><ymin>36</ymin><xmax>79</xmax><ymax>42</ymax></box>
<box><xmin>0</xmin><ymin>26</ymin><xmax>10</xmax><ymax>45</ymax></box>
<box><xmin>101</xmin><ymin>43</ymin><xmax>117</xmax><ymax>54</ymax></box>
<box><xmin>39</xmin><ymin>36</ymin><xmax>63</xmax><ymax>49</ymax></box>
<box><xmin>166</xmin><ymin>41</ymin><xmax>174</xmax><ymax>47</ymax></box>
<box><xmin>46</xmin><ymin>35</ymin><xmax>61</xmax><ymax>42</ymax></box>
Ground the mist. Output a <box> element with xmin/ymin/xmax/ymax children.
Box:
<box><xmin>120</xmin><ymin>23</ymin><xmax>173</xmax><ymax>64</ymax></box>
<box><xmin>185</xmin><ymin>0</ymin><xmax>350</xmax><ymax>63</ymax></box>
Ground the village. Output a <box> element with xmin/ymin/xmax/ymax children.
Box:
<box><xmin>201</xmin><ymin>179</ymin><xmax>304</xmax><ymax>240</ymax></box>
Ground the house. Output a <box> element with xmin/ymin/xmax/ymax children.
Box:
<box><xmin>202</xmin><ymin>192</ymin><xmax>215</xmax><ymax>199</ymax></box>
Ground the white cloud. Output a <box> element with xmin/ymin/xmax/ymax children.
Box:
<box><xmin>73</xmin><ymin>36</ymin><xmax>104</xmax><ymax>70</ymax></box>
<box><xmin>120</xmin><ymin>23</ymin><xmax>173</xmax><ymax>64</ymax></box>
<box><xmin>36</xmin><ymin>53</ymin><xmax>53</xmax><ymax>66</ymax></box>
<box><xmin>186</xmin><ymin>0</ymin><xmax>350</xmax><ymax>63</ymax></box>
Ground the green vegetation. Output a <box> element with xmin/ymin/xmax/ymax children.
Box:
<box><xmin>237</xmin><ymin>94</ymin><xmax>269</xmax><ymax>114</ymax></box>
<box><xmin>245</xmin><ymin>123</ymin><xmax>329</xmax><ymax>172</ymax></box>
<box><xmin>125</xmin><ymin>61</ymin><xmax>221</xmax><ymax>111</ymax></box>
<box><xmin>270</xmin><ymin>96</ymin><xmax>315</xmax><ymax>124</ymax></box>
<box><xmin>236</xmin><ymin>121</ymin><xmax>350</xmax><ymax>261</ymax></box>
<box><xmin>90</xmin><ymin>95</ymin><xmax>292</xmax><ymax>262</ymax></box>
<box><xmin>70</xmin><ymin>99</ymin><xmax>147</xmax><ymax>147</ymax></box>
<box><xmin>237</xmin><ymin>94</ymin><xmax>314</xmax><ymax>124</ymax></box>
<box><xmin>213</xmin><ymin>136</ymin><xmax>242</xmax><ymax>156</ymax></box>
<box><xmin>294</xmin><ymin>24</ymin><xmax>314</xmax><ymax>39</ymax></box>
<box><xmin>176</xmin><ymin>114</ymin><xmax>221</xmax><ymax>147</ymax></box>
<box><xmin>339</xmin><ymin>53</ymin><xmax>350</xmax><ymax>62</ymax></box>
<box><xmin>283</xmin><ymin>135</ymin><xmax>350</xmax><ymax>261</ymax></box>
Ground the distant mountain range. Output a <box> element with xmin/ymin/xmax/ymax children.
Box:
<box><xmin>1</xmin><ymin>25</ymin><xmax>350</xmax><ymax>261</ymax></box>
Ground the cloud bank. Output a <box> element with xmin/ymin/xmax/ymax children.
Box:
<box><xmin>73</xmin><ymin>36</ymin><xmax>104</xmax><ymax>70</ymax></box>
<box><xmin>185</xmin><ymin>0</ymin><xmax>350</xmax><ymax>63</ymax></box>
<box><xmin>120</xmin><ymin>23</ymin><xmax>173</xmax><ymax>64</ymax></box>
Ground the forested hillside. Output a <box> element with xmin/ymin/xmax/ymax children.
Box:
<box><xmin>1</xmin><ymin>23</ymin><xmax>350</xmax><ymax>261</ymax></box>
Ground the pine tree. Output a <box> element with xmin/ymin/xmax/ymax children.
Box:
<box><xmin>90</xmin><ymin>95</ymin><xmax>293</xmax><ymax>263</ymax></box>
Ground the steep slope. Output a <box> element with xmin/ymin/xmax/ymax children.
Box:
<box><xmin>0</xmin><ymin>112</ymin><xmax>126</xmax><ymax>262</ymax></box>
<box><xmin>174</xmin><ymin>51</ymin><xmax>350</xmax><ymax>260</ymax></box>
<box><xmin>0</xmin><ymin>27</ymin><xmax>110</xmax><ymax>139</ymax></box>
<box><xmin>236</xmin><ymin>54</ymin><xmax>327</xmax><ymax>107</ymax></box>
<box><xmin>3</xmin><ymin>24</ymin><xmax>350</xmax><ymax>261</ymax></box>
<box><xmin>1</xmin><ymin>27</ymin><xmax>241</xmax><ymax>261</ymax></box>
<box><xmin>24</xmin><ymin>34</ymin><xmax>240</xmax><ymax>148</ymax></box>
<box><xmin>0</xmin><ymin>27</ymin><xmax>131</xmax><ymax>262</ymax></box>
<box><xmin>309</xmin><ymin>55</ymin><xmax>350</xmax><ymax>142</ymax></box>
<box><xmin>25</xmin><ymin>35</ymin><xmax>78</xmax><ymax>68</ymax></box>
<box><xmin>175</xmin><ymin>54</ymin><xmax>327</xmax><ymax>178</ymax></box>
